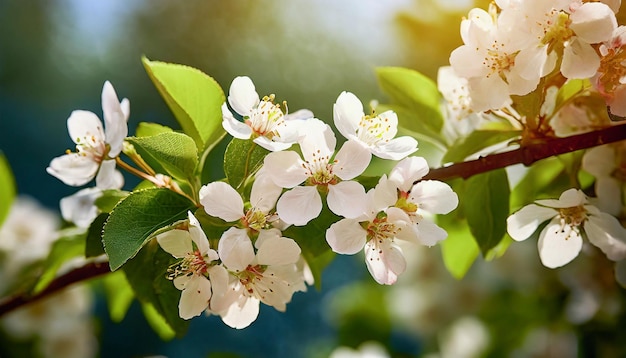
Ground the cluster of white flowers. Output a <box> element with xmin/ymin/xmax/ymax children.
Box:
<box><xmin>149</xmin><ymin>76</ymin><xmax>459</xmax><ymax>327</ymax></box>
<box><xmin>449</xmin><ymin>0</ymin><xmax>622</xmax><ymax>114</ymax></box>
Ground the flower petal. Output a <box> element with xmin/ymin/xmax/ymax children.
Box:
<box><xmin>252</xmin><ymin>136</ymin><xmax>293</xmax><ymax>152</ymax></box>
<box><xmin>412</xmin><ymin>218</ymin><xmax>448</xmax><ymax>246</ymax></box>
<box><xmin>218</xmin><ymin>227</ymin><xmax>255</xmax><ymax>272</ymax></box>
<box><xmin>67</xmin><ymin>110</ymin><xmax>105</xmax><ymax>146</ymax></box>
<box><xmin>585</xmin><ymin>212</ymin><xmax>626</xmax><ymax>261</ymax></box>
<box><xmin>101</xmin><ymin>81</ymin><xmax>128</xmax><ymax>157</ymax></box>
<box><xmin>256</xmin><ymin>236</ymin><xmax>301</xmax><ymax>266</ymax></box>
<box><xmin>327</xmin><ymin>181</ymin><xmax>367</xmax><ymax>219</ymax></box>
<box><xmin>156</xmin><ymin>229</ymin><xmax>193</xmax><ymax>258</ymax></box>
<box><xmin>187</xmin><ymin>211</ymin><xmax>212</xmax><ymax>256</ymax></box>
<box><xmin>333</xmin><ymin>140</ymin><xmax>371</xmax><ymax>180</ymax></box>
<box><xmin>199</xmin><ymin>182</ymin><xmax>244</xmax><ymax>222</ymax></box>
<box><xmin>570</xmin><ymin>2</ymin><xmax>616</xmax><ymax>44</ymax></box>
<box><xmin>60</xmin><ymin>187</ymin><xmax>102</xmax><ymax>228</ymax></box>
<box><xmin>228</xmin><ymin>76</ymin><xmax>260</xmax><ymax>116</ymax></box>
<box><xmin>507</xmin><ymin>204</ymin><xmax>556</xmax><ymax>241</ymax></box>
<box><xmin>179</xmin><ymin>275</ymin><xmax>212</xmax><ymax>320</ymax></box>
<box><xmin>561</xmin><ymin>38</ymin><xmax>600</xmax><ymax>79</ymax></box>
<box><xmin>47</xmin><ymin>153</ymin><xmax>99</xmax><ymax>186</ymax></box>
<box><xmin>537</xmin><ymin>220</ymin><xmax>583</xmax><ymax>268</ymax></box>
<box><xmin>326</xmin><ymin>219</ymin><xmax>367</xmax><ymax>254</ymax></box>
<box><xmin>222</xmin><ymin>103</ymin><xmax>252</xmax><ymax>139</ymax></box>
<box><xmin>389</xmin><ymin>156</ymin><xmax>430</xmax><ymax>192</ymax></box>
<box><xmin>364</xmin><ymin>239</ymin><xmax>406</xmax><ymax>285</ymax></box>
<box><xmin>536</xmin><ymin>188</ymin><xmax>586</xmax><ymax>208</ymax></box>
<box><xmin>220</xmin><ymin>296</ymin><xmax>260</xmax><ymax>329</ymax></box>
<box><xmin>263</xmin><ymin>151</ymin><xmax>308</xmax><ymax>188</ymax></box>
<box><xmin>372</xmin><ymin>136</ymin><xmax>418</xmax><ymax>160</ymax></box>
<box><xmin>411</xmin><ymin>180</ymin><xmax>459</xmax><ymax>215</ymax></box>
<box><xmin>333</xmin><ymin>91</ymin><xmax>364</xmax><ymax>141</ymax></box>
<box><xmin>276</xmin><ymin>186</ymin><xmax>322</xmax><ymax>226</ymax></box>
<box><xmin>95</xmin><ymin>159</ymin><xmax>124</xmax><ymax>189</ymax></box>
<box><xmin>250</xmin><ymin>170</ymin><xmax>283</xmax><ymax>213</ymax></box>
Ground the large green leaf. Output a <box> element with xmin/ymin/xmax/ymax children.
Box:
<box><xmin>103</xmin><ymin>188</ymin><xmax>195</xmax><ymax>271</ymax></box>
<box><xmin>142</xmin><ymin>57</ymin><xmax>226</xmax><ymax>152</ymax></box>
<box><xmin>135</xmin><ymin>122</ymin><xmax>174</xmax><ymax>137</ymax></box>
<box><xmin>127</xmin><ymin>132</ymin><xmax>198</xmax><ymax>181</ymax></box>
<box><xmin>0</xmin><ymin>153</ymin><xmax>16</xmax><ymax>227</ymax></box>
<box><xmin>443</xmin><ymin>130</ymin><xmax>522</xmax><ymax>163</ymax></box>
<box><xmin>463</xmin><ymin>169</ymin><xmax>510</xmax><ymax>256</ymax></box>
<box><xmin>223</xmin><ymin>138</ymin><xmax>269</xmax><ymax>190</ymax></box>
<box><xmin>376</xmin><ymin>67</ymin><xmax>444</xmax><ymax>135</ymax></box>
<box><xmin>85</xmin><ymin>213</ymin><xmax>108</xmax><ymax>258</ymax></box>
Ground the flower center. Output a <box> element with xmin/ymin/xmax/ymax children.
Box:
<box><xmin>365</xmin><ymin>213</ymin><xmax>400</xmax><ymax>243</ymax></box>
<box><xmin>303</xmin><ymin>150</ymin><xmax>337</xmax><ymax>186</ymax></box>
<box><xmin>238</xmin><ymin>264</ymin><xmax>266</xmax><ymax>295</ymax></box>
<box><xmin>243</xmin><ymin>208</ymin><xmax>271</xmax><ymax>232</ymax></box>
<box><xmin>356</xmin><ymin>113</ymin><xmax>392</xmax><ymax>146</ymax></box>
<box><xmin>74</xmin><ymin>133</ymin><xmax>108</xmax><ymax>163</ymax></box>
<box><xmin>558</xmin><ymin>205</ymin><xmax>587</xmax><ymax>227</ymax></box>
<box><xmin>597</xmin><ymin>45</ymin><xmax>626</xmax><ymax>97</ymax></box>
<box><xmin>167</xmin><ymin>250</ymin><xmax>208</xmax><ymax>280</ymax></box>
<box><xmin>395</xmin><ymin>191</ymin><xmax>418</xmax><ymax>214</ymax></box>
<box><xmin>246</xmin><ymin>94</ymin><xmax>285</xmax><ymax>139</ymax></box>
<box><xmin>483</xmin><ymin>40</ymin><xmax>517</xmax><ymax>78</ymax></box>
<box><xmin>540</xmin><ymin>10</ymin><xmax>573</xmax><ymax>46</ymax></box>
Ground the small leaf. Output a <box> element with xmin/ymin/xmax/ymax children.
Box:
<box><xmin>376</xmin><ymin>67</ymin><xmax>444</xmax><ymax>134</ymax></box>
<box><xmin>142</xmin><ymin>57</ymin><xmax>226</xmax><ymax>152</ymax></box>
<box><xmin>127</xmin><ymin>132</ymin><xmax>198</xmax><ymax>181</ymax></box>
<box><xmin>135</xmin><ymin>122</ymin><xmax>174</xmax><ymax>137</ymax></box>
<box><xmin>223</xmin><ymin>138</ymin><xmax>270</xmax><ymax>190</ymax></box>
<box><xmin>0</xmin><ymin>153</ymin><xmax>16</xmax><ymax>227</ymax></box>
<box><xmin>141</xmin><ymin>302</ymin><xmax>176</xmax><ymax>341</ymax></box>
<box><xmin>33</xmin><ymin>229</ymin><xmax>86</xmax><ymax>293</ymax></box>
<box><xmin>443</xmin><ymin>130</ymin><xmax>522</xmax><ymax>163</ymax></box>
<box><xmin>463</xmin><ymin>169</ymin><xmax>510</xmax><ymax>255</ymax></box>
<box><xmin>102</xmin><ymin>270</ymin><xmax>135</xmax><ymax>323</ymax></box>
<box><xmin>103</xmin><ymin>188</ymin><xmax>195</xmax><ymax>271</ymax></box>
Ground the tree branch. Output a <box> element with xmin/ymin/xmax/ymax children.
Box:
<box><xmin>0</xmin><ymin>261</ymin><xmax>111</xmax><ymax>317</ymax></box>
<box><xmin>423</xmin><ymin>123</ymin><xmax>626</xmax><ymax>181</ymax></box>
<box><xmin>1</xmin><ymin>124</ymin><xmax>625</xmax><ymax>316</ymax></box>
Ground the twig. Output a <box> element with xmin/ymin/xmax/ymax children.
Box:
<box><xmin>1</xmin><ymin>124</ymin><xmax>625</xmax><ymax>315</ymax></box>
<box><xmin>423</xmin><ymin>123</ymin><xmax>626</xmax><ymax>181</ymax></box>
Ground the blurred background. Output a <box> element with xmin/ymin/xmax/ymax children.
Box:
<box><xmin>1</xmin><ymin>0</ymin><xmax>625</xmax><ymax>357</ymax></box>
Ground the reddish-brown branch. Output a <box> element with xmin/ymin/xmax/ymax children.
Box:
<box><xmin>1</xmin><ymin>124</ymin><xmax>625</xmax><ymax>315</ymax></box>
<box><xmin>0</xmin><ymin>261</ymin><xmax>111</xmax><ymax>317</ymax></box>
<box><xmin>423</xmin><ymin>123</ymin><xmax>626</xmax><ymax>181</ymax></box>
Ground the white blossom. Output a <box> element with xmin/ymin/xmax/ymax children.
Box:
<box><xmin>47</xmin><ymin>81</ymin><xmax>129</xmax><ymax>188</ymax></box>
<box><xmin>333</xmin><ymin>91</ymin><xmax>417</xmax><ymax>160</ymax></box>
<box><xmin>60</xmin><ymin>187</ymin><xmax>103</xmax><ymax>228</ymax></box>
<box><xmin>507</xmin><ymin>188</ymin><xmax>626</xmax><ymax>268</ymax></box>
<box><xmin>582</xmin><ymin>142</ymin><xmax>626</xmax><ymax>216</ymax></box>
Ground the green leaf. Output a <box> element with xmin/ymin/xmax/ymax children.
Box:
<box><xmin>0</xmin><ymin>153</ymin><xmax>16</xmax><ymax>227</ymax></box>
<box><xmin>443</xmin><ymin>130</ymin><xmax>522</xmax><ymax>163</ymax></box>
<box><xmin>376</xmin><ymin>67</ymin><xmax>444</xmax><ymax>134</ymax></box>
<box><xmin>135</xmin><ymin>122</ymin><xmax>174</xmax><ymax>137</ymax></box>
<box><xmin>440</xmin><ymin>219</ymin><xmax>480</xmax><ymax>279</ymax></box>
<box><xmin>463</xmin><ymin>169</ymin><xmax>510</xmax><ymax>256</ymax></box>
<box><xmin>142</xmin><ymin>57</ymin><xmax>226</xmax><ymax>152</ymax></box>
<box><xmin>102</xmin><ymin>270</ymin><xmax>135</xmax><ymax>323</ymax></box>
<box><xmin>510</xmin><ymin>157</ymin><xmax>565</xmax><ymax>210</ymax></box>
<box><xmin>94</xmin><ymin>189</ymin><xmax>129</xmax><ymax>213</ymax></box>
<box><xmin>141</xmin><ymin>302</ymin><xmax>176</xmax><ymax>341</ymax></box>
<box><xmin>85</xmin><ymin>213</ymin><xmax>108</xmax><ymax>258</ymax></box>
<box><xmin>127</xmin><ymin>132</ymin><xmax>198</xmax><ymax>181</ymax></box>
<box><xmin>103</xmin><ymin>188</ymin><xmax>195</xmax><ymax>271</ymax></box>
<box><xmin>33</xmin><ymin>229</ymin><xmax>86</xmax><ymax>293</ymax></box>
<box><xmin>124</xmin><ymin>240</ymin><xmax>189</xmax><ymax>338</ymax></box>
<box><xmin>223</xmin><ymin>139</ymin><xmax>270</xmax><ymax>190</ymax></box>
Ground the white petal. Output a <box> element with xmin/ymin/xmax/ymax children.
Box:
<box><xmin>582</xmin><ymin>145</ymin><xmax>616</xmax><ymax>177</ymax></box>
<box><xmin>371</xmin><ymin>136</ymin><xmax>418</xmax><ymax>160</ymax></box>
<box><xmin>299</xmin><ymin>120</ymin><xmax>336</xmax><ymax>161</ymax></box>
<box><xmin>252</xmin><ymin>136</ymin><xmax>293</xmax><ymax>152</ymax></box>
<box><xmin>179</xmin><ymin>275</ymin><xmax>212</xmax><ymax>320</ymax></box>
<box><xmin>250</xmin><ymin>171</ymin><xmax>283</xmax><ymax>213</ymax></box>
<box><xmin>333</xmin><ymin>91</ymin><xmax>364</xmax><ymax>140</ymax></box>
<box><xmin>372</xmin><ymin>175</ymin><xmax>400</xmax><ymax>212</ymax></box>
<box><xmin>60</xmin><ymin>187</ymin><xmax>102</xmax><ymax>228</ymax></box>
<box><xmin>537</xmin><ymin>220</ymin><xmax>583</xmax><ymax>268</ymax></box>
<box><xmin>412</xmin><ymin>218</ymin><xmax>448</xmax><ymax>246</ymax></box>
<box><xmin>218</xmin><ymin>227</ymin><xmax>255</xmax><ymax>272</ymax></box>
<box><xmin>326</xmin><ymin>219</ymin><xmax>367</xmax><ymax>254</ymax></box>
<box><xmin>67</xmin><ymin>110</ymin><xmax>105</xmax><ymax>146</ymax></box>
<box><xmin>585</xmin><ymin>213</ymin><xmax>626</xmax><ymax>261</ymax></box>
<box><xmin>120</xmin><ymin>98</ymin><xmax>130</xmax><ymax>119</ymax></box>
<box><xmin>199</xmin><ymin>182</ymin><xmax>244</xmax><ymax>222</ymax></box>
<box><xmin>220</xmin><ymin>296</ymin><xmax>260</xmax><ymax>329</ymax></box>
<box><xmin>101</xmin><ymin>81</ymin><xmax>128</xmax><ymax>157</ymax></box>
<box><xmin>228</xmin><ymin>76</ymin><xmax>260</xmax><ymax>116</ymax></box>
<box><xmin>467</xmin><ymin>75</ymin><xmax>512</xmax><ymax>112</ymax></box>
<box><xmin>263</xmin><ymin>151</ymin><xmax>308</xmax><ymax>188</ymax></box>
<box><xmin>536</xmin><ymin>188</ymin><xmax>586</xmax><ymax>208</ymax></box>
<box><xmin>327</xmin><ymin>181</ymin><xmax>367</xmax><ymax>219</ymax></box>
<box><xmin>561</xmin><ymin>38</ymin><xmax>601</xmax><ymax>79</ymax></box>
<box><xmin>95</xmin><ymin>159</ymin><xmax>124</xmax><ymax>189</ymax></box>
<box><xmin>222</xmin><ymin>103</ymin><xmax>252</xmax><ymax>139</ymax></box>
<box><xmin>47</xmin><ymin>153</ymin><xmax>99</xmax><ymax>186</ymax></box>
<box><xmin>156</xmin><ymin>229</ymin><xmax>193</xmax><ymax>258</ymax></box>
<box><xmin>206</xmin><ymin>265</ymin><xmax>232</xmax><ymax>312</ymax></box>
<box><xmin>256</xmin><ymin>236</ymin><xmax>301</xmax><ymax>266</ymax></box>
<box><xmin>173</xmin><ymin>275</ymin><xmax>191</xmax><ymax>290</ymax></box>
<box><xmin>333</xmin><ymin>140</ymin><xmax>371</xmax><ymax>180</ymax></box>
<box><xmin>570</xmin><ymin>2</ymin><xmax>617</xmax><ymax>44</ymax></box>
<box><xmin>507</xmin><ymin>204</ymin><xmax>557</xmax><ymax>241</ymax></box>
<box><xmin>187</xmin><ymin>211</ymin><xmax>211</xmax><ymax>256</ymax></box>
<box><xmin>410</xmin><ymin>180</ymin><xmax>459</xmax><ymax>215</ymax></box>
<box><xmin>389</xmin><ymin>156</ymin><xmax>430</xmax><ymax>192</ymax></box>
<box><xmin>276</xmin><ymin>186</ymin><xmax>322</xmax><ymax>226</ymax></box>
<box><xmin>364</xmin><ymin>239</ymin><xmax>406</xmax><ymax>285</ymax></box>
<box><xmin>594</xmin><ymin>177</ymin><xmax>623</xmax><ymax>216</ymax></box>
